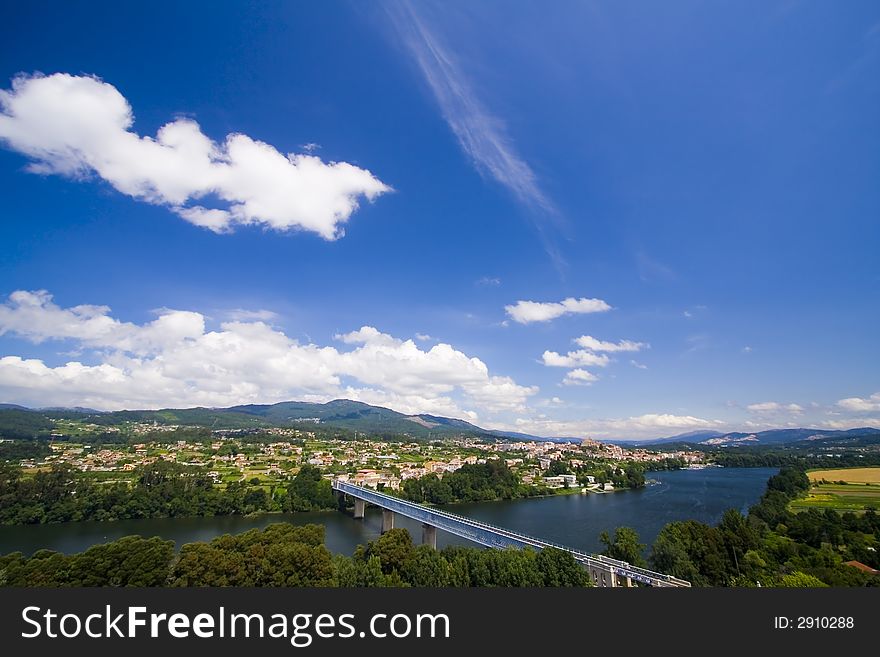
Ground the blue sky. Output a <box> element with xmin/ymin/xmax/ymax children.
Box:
<box><xmin>0</xmin><ymin>0</ymin><xmax>878</xmax><ymax>439</ymax></box>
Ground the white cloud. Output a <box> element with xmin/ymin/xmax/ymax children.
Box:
<box><xmin>387</xmin><ymin>5</ymin><xmax>550</xmax><ymax>214</ymax></box>
<box><xmin>226</xmin><ymin>309</ymin><xmax>279</xmax><ymax>322</ymax></box>
<box><xmin>837</xmin><ymin>392</ymin><xmax>880</xmax><ymax>412</ymax></box>
<box><xmin>541</xmin><ymin>333</ymin><xmax>644</xmax><ymax>385</ymax></box>
<box><xmin>0</xmin><ymin>290</ymin><xmax>537</xmax><ymax>417</ymax></box>
<box><xmin>562</xmin><ymin>369</ymin><xmax>598</xmax><ymax>386</ymax></box>
<box><xmin>385</xmin><ymin>4</ymin><xmax>568</xmax><ymax>268</ymax></box>
<box><xmin>476</xmin><ymin>276</ymin><xmax>501</xmax><ymax>287</ymax></box>
<box><xmin>505</xmin><ymin>297</ymin><xmax>611</xmax><ymax>324</ymax></box>
<box><xmin>492</xmin><ymin>413</ymin><xmax>724</xmax><ymax>440</ymax></box>
<box><xmin>574</xmin><ymin>335</ymin><xmax>647</xmax><ymax>353</ymax></box>
<box><xmin>741</xmin><ymin>346</ymin><xmax>753</xmax><ymax>354</ymax></box>
<box><xmin>461</xmin><ymin>376</ymin><xmax>538</xmax><ymax>413</ymax></box>
<box><xmin>339</xmin><ymin>386</ymin><xmax>478</xmax><ymax>422</ymax></box>
<box><xmin>630</xmin><ymin>360</ymin><xmax>648</xmax><ymax>370</ymax></box>
<box><xmin>0</xmin><ymin>73</ymin><xmax>390</xmax><ymax>239</ymax></box>
<box><xmin>541</xmin><ymin>350</ymin><xmax>610</xmax><ymax>368</ymax></box>
<box><xmin>746</xmin><ymin>401</ymin><xmax>804</xmax><ymax>414</ymax></box>
<box><xmin>414</xmin><ymin>333</ymin><xmax>433</xmax><ymax>342</ymax></box>
<box><xmin>820</xmin><ymin>417</ymin><xmax>880</xmax><ymax>430</ymax></box>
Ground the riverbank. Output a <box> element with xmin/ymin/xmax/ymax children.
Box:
<box><xmin>0</xmin><ymin>467</ymin><xmax>777</xmax><ymax>558</ymax></box>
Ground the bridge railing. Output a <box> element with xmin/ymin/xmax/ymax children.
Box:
<box><xmin>332</xmin><ymin>480</ymin><xmax>690</xmax><ymax>587</ymax></box>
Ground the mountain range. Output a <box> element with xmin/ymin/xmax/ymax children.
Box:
<box><xmin>0</xmin><ymin>399</ymin><xmax>878</xmax><ymax>445</ymax></box>
<box><xmin>621</xmin><ymin>427</ymin><xmax>880</xmax><ymax>447</ymax></box>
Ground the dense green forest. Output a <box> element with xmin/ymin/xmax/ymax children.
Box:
<box><xmin>0</xmin><ymin>524</ymin><xmax>591</xmax><ymax>588</ymax></box>
<box><xmin>641</xmin><ymin>466</ymin><xmax>880</xmax><ymax>587</ymax></box>
<box><xmin>0</xmin><ymin>440</ymin><xmax>51</xmax><ymax>462</ymax></box>
<box><xmin>2</xmin><ymin>465</ymin><xmax>879</xmax><ymax>586</ymax></box>
<box><xmin>576</xmin><ymin>461</ymin><xmax>648</xmax><ymax>488</ymax></box>
<box><xmin>0</xmin><ymin>462</ymin><xmax>337</xmax><ymax>525</ymax></box>
<box><xmin>710</xmin><ymin>449</ymin><xmax>880</xmax><ymax>469</ymax></box>
<box><xmin>0</xmin><ymin>409</ymin><xmax>55</xmax><ymax>439</ymax></box>
<box><xmin>399</xmin><ymin>459</ymin><xmax>656</xmax><ymax>506</ymax></box>
<box><xmin>400</xmin><ymin>461</ymin><xmax>535</xmax><ymax>504</ymax></box>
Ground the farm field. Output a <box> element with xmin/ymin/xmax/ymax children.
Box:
<box><xmin>790</xmin><ymin>467</ymin><xmax>880</xmax><ymax>512</ymax></box>
<box><xmin>806</xmin><ymin>467</ymin><xmax>880</xmax><ymax>484</ymax></box>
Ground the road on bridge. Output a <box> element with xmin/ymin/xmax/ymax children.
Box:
<box><xmin>332</xmin><ymin>479</ymin><xmax>690</xmax><ymax>588</ymax></box>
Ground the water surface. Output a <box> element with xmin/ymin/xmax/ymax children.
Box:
<box><xmin>0</xmin><ymin>467</ymin><xmax>776</xmax><ymax>556</ymax></box>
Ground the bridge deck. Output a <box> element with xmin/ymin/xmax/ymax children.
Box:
<box><xmin>332</xmin><ymin>480</ymin><xmax>690</xmax><ymax>587</ymax></box>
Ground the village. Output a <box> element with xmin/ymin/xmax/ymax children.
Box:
<box><xmin>21</xmin><ymin>421</ymin><xmax>706</xmax><ymax>494</ymax></box>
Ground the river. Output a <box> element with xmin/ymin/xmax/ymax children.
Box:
<box><xmin>0</xmin><ymin>467</ymin><xmax>776</xmax><ymax>557</ymax></box>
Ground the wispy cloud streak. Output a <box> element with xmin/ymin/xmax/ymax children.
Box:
<box><xmin>385</xmin><ymin>1</ymin><xmax>566</xmax><ymax>267</ymax></box>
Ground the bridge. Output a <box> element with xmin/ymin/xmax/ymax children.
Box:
<box><xmin>331</xmin><ymin>479</ymin><xmax>690</xmax><ymax>588</ymax></box>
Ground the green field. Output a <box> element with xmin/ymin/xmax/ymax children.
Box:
<box><xmin>790</xmin><ymin>467</ymin><xmax>880</xmax><ymax>512</ymax></box>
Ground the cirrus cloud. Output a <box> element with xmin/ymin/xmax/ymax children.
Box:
<box><xmin>0</xmin><ymin>73</ymin><xmax>390</xmax><ymax>239</ymax></box>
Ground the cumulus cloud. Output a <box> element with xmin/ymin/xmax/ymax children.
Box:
<box><xmin>746</xmin><ymin>401</ymin><xmax>804</xmax><ymax>414</ymax></box>
<box><xmin>574</xmin><ymin>335</ymin><xmax>648</xmax><ymax>353</ymax></box>
<box><xmin>541</xmin><ymin>333</ymin><xmax>645</xmax><ymax>387</ymax></box>
<box><xmin>541</xmin><ymin>350</ymin><xmax>610</xmax><ymax>368</ymax></box>
<box><xmin>0</xmin><ymin>290</ymin><xmax>536</xmax><ymax>416</ymax></box>
<box><xmin>562</xmin><ymin>369</ymin><xmax>598</xmax><ymax>386</ymax></box>
<box><xmin>505</xmin><ymin>297</ymin><xmax>611</xmax><ymax>324</ymax></box>
<box><xmin>837</xmin><ymin>392</ymin><xmax>880</xmax><ymax>412</ymax></box>
<box><xmin>820</xmin><ymin>416</ymin><xmax>880</xmax><ymax>430</ymax></box>
<box><xmin>0</xmin><ymin>73</ymin><xmax>390</xmax><ymax>238</ymax></box>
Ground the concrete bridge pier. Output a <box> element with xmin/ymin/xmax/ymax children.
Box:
<box><xmin>421</xmin><ymin>523</ymin><xmax>437</xmax><ymax>549</ymax></box>
<box><xmin>382</xmin><ymin>509</ymin><xmax>395</xmax><ymax>533</ymax></box>
<box><xmin>588</xmin><ymin>566</ymin><xmax>617</xmax><ymax>588</ymax></box>
<box><xmin>353</xmin><ymin>498</ymin><xmax>365</xmax><ymax>519</ymax></box>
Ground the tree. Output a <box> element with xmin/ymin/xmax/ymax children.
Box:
<box><xmin>777</xmin><ymin>572</ymin><xmax>829</xmax><ymax>588</ymax></box>
<box><xmin>285</xmin><ymin>465</ymin><xmax>337</xmax><ymax>511</ymax></box>
<box><xmin>600</xmin><ymin>527</ymin><xmax>647</xmax><ymax>567</ymax></box>
<box><xmin>367</xmin><ymin>528</ymin><xmax>415</xmax><ymax>575</ymax></box>
<box><xmin>535</xmin><ymin>547</ymin><xmax>590</xmax><ymax>586</ymax></box>
<box><xmin>401</xmin><ymin>545</ymin><xmax>451</xmax><ymax>586</ymax></box>
<box><xmin>648</xmin><ymin>521</ymin><xmax>733</xmax><ymax>586</ymax></box>
<box><xmin>546</xmin><ymin>460</ymin><xmax>571</xmax><ymax>477</ymax></box>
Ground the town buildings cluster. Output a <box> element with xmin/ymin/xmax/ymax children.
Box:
<box><xmin>20</xmin><ymin>420</ymin><xmax>705</xmax><ymax>494</ymax></box>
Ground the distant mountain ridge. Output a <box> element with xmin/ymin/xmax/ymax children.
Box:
<box><xmin>1</xmin><ymin>399</ymin><xmax>878</xmax><ymax>444</ymax></box>
<box><xmin>627</xmin><ymin>426</ymin><xmax>880</xmax><ymax>447</ymax></box>
<box><xmin>0</xmin><ymin>400</ymin><xmax>509</xmax><ymax>441</ymax></box>
<box><xmin>694</xmin><ymin>427</ymin><xmax>880</xmax><ymax>446</ymax></box>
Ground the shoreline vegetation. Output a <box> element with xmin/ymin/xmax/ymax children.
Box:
<box><xmin>2</xmin><ymin>408</ymin><xmax>879</xmax><ymax>586</ymax></box>
<box><xmin>0</xmin><ymin>458</ymin><xmax>652</xmax><ymax>527</ymax></box>
<box><xmin>1</xmin><ymin>464</ymin><xmax>878</xmax><ymax>587</ymax></box>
